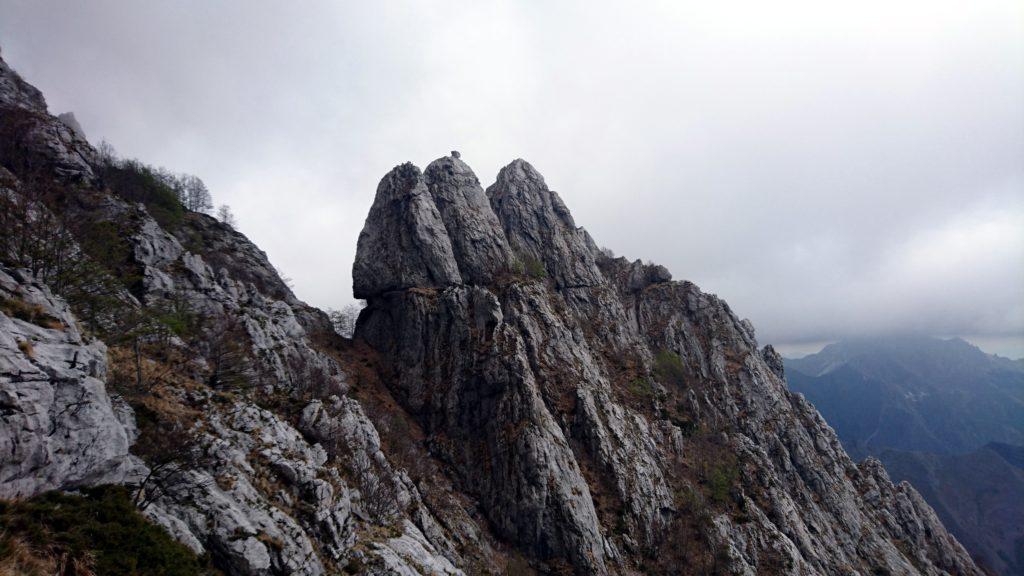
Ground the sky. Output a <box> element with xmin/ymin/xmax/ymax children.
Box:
<box><xmin>1</xmin><ymin>0</ymin><xmax>1021</xmax><ymax>357</ymax></box>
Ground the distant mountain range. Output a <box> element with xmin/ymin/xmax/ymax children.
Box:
<box><xmin>786</xmin><ymin>337</ymin><xmax>1024</xmax><ymax>575</ymax></box>
<box><xmin>787</xmin><ymin>337</ymin><xmax>1024</xmax><ymax>458</ymax></box>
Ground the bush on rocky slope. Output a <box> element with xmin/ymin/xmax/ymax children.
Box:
<box><xmin>0</xmin><ymin>486</ymin><xmax>217</xmax><ymax>576</ymax></box>
<box><xmin>99</xmin><ymin>159</ymin><xmax>185</xmax><ymax>229</ymax></box>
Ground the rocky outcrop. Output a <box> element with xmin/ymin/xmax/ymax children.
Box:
<box><xmin>57</xmin><ymin>112</ymin><xmax>87</xmax><ymax>141</ymax></box>
<box><xmin>354</xmin><ymin>156</ymin><xmax>983</xmax><ymax>575</ymax></box>
<box><xmin>423</xmin><ymin>155</ymin><xmax>515</xmax><ymax>285</ymax></box>
<box><xmin>353</xmin><ymin>163</ymin><xmax>462</xmax><ymax>298</ymax></box>
<box><xmin>0</xmin><ymin>266</ymin><xmax>142</xmax><ymax>498</ymax></box>
<box><xmin>486</xmin><ymin>159</ymin><xmax>604</xmax><ymax>288</ymax></box>
<box><xmin>0</xmin><ymin>56</ymin><xmax>97</xmax><ymax>183</ymax></box>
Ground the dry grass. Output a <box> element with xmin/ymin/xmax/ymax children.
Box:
<box><xmin>16</xmin><ymin>340</ymin><xmax>34</xmax><ymax>359</ymax></box>
<box><xmin>107</xmin><ymin>345</ymin><xmax>205</xmax><ymax>396</ymax></box>
<box><xmin>1</xmin><ymin>296</ymin><xmax>63</xmax><ymax>330</ymax></box>
<box><xmin>0</xmin><ymin>535</ymin><xmax>59</xmax><ymax>576</ymax></box>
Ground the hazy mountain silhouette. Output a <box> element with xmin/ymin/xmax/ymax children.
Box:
<box><xmin>786</xmin><ymin>337</ymin><xmax>1024</xmax><ymax>574</ymax></box>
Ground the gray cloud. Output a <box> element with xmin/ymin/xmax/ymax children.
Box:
<box><xmin>1</xmin><ymin>0</ymin><xmax>1021</xmax><ymax>355</ymax></box>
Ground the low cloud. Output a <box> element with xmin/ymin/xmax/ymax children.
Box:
<box><xmin>1</xmin><ymin>0</ymin><xmax>1020</xmax><ymax>354</ymax></box>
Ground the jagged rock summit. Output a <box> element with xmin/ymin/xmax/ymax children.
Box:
<box><xmin>353</xmin><ymin>154</ymin><xmax>983</xmax><ymax>575</ymax></box>
<box><xmin>0</xmin><ymin>45</ymin><xmax>984</xmax><ymax>575</ymax></box>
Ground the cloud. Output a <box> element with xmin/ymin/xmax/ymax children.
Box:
<box><xmin>1</xmin><ymin>0</ymin><xmax>1021</xmax><ymax>353</ymax></box>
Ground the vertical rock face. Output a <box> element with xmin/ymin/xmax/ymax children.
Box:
<box><xmin>354</xmin><ymin>156</ymin><xmax>983</xmax><ymax>575</ymax></box>
<box><xmin>352</xmin><ymin>163</ymin><xmax>462</xmax><ymax>298</ymax></box>
<box><xmin>423</xmin><ymin>155</ymin><xmax>515</xmax><ymax>284</ymax></box>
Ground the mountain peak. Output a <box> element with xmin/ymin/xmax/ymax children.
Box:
<box><xmin>351</xmin><ymin>161</ymin><xmax>462</xmax><ymax>298</ymax></box>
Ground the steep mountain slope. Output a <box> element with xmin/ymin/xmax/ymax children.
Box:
<box><xmin>785</xmin><ymin>337</ymin><xmax>1024</xmax><ymax>574</ymax></box>
<box><xmin>0</xmin><ymin>52</ymin><xmax>982</xmax><ymax>575</ymax></box>
<box><xmin>0</xmin><ymin>51</ymin><xmax>492</xmax><ymax>575</ymax></box>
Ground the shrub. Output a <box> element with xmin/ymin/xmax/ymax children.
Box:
<box><xmin>627</xmin><ymin>377</ymin><xmax>655</xmax><ymax>400</ymax></box>
<box><xmin>654</xmin><ymin>349</ymin><xmax>686</xmax><ymax>387</ymax></box>
<box><xmin>0</xmin><ymin>485</ymin><xmax>211</xmax><ymax>575</ymax></box>
<box><xmin>707</xmin><ymin>461</ymin><xmax>739</xmax><ymax>506</ymax></box>
<box><xmin>75</xmin><ymin>219</ymin><xmax>141</xmax><ymax>291</ymax></box>
<box><xmin>512</xmin><ymin>252</ymin><xmax>546</xmax><ymax>279</ymax></box>
<box><xmin>523</xmin><ymin>255</ymin><xmax>547</xmax><ymax>279</ymax></box>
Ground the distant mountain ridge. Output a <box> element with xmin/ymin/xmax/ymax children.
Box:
<box><xmin>785</xmin><ymin>337</ymin><xmax>1024</xmax><ymax>575</ymax></box>
<box><xmin>786</xmin><ymin>336</ymin><xmax>1024</xmax><ymax>457</ymax></box>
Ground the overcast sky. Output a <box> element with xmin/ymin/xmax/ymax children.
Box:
<box><xmin>1</xmin><ymin>0</ymin><xmax>1021</xmax><ymax>357</ymax></box>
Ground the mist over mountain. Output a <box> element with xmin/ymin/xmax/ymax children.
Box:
<box><xmin>1</xmin><ymin>0</ymin><xmax>1021</xmax><ymax>357</ymax></box>
<box><xmin>786</xmin><ymin>337</ymin><xmax>1024</xmax><ymax>574</ymax></box>
<box><xmin>787</xmin><ymin>336</ymin><xmax>1024</xmax><ymax>457</ymax></box>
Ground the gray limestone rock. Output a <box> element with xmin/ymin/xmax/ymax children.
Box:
<box><xmin>353</xmin><ymin>163</ymin><xmax>462</xmax><ymax>298</ymax></box>
<box><xmin>0</xmin><ymin>57</ymin><xmax>98</xmax><ymax>183</ymax></box>
<box><xmin>486</xmin><ymin>159</ymin><xmax>605</xmax><ymax>289</ymax></box>
<box><xmin>0</xmin><ymin>266</ymin><xmax>143</xmax><ymax>498</ymax></box>
<box><xmin>423</xmin><ymin>155</ymin><xmax>515</xmax><ymax>285</ymax></box>
<box><xmin>57</xmin><ymin>111</ymin><xmax>87</xmax><ymax>141</ymax></box>
<box><xmin>354</xmin><ymin>155</ymin><xmax>982</xmax><ymax>575</ymax></box>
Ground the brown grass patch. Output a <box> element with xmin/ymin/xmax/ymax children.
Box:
<box><xmin>1</xmin><ymin>296</ymin><xmax>63</xmax><ymax>330</ymax></box>
<box><xmin>16</xmin><ymin>340</ymin><xmax>34</xmax><ymax>359</ymax></box>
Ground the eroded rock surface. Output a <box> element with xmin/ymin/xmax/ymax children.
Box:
<box><xmin>0</xmin><ymin>266</ymin><xmax>142</xmax><ymax>498</ymax></box>
<box><xmin>354</xmin><ymin>156</ymin><xmax>982</xmax><ymax>575</ymax></box>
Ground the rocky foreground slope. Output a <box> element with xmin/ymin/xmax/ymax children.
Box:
<box><xmin>0</xmin><ymin>52</ymin><xmax>982</xmax><ymax>575</ymax></box>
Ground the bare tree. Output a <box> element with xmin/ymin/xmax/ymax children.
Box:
<box><xmin>180</xmin><ymin>174</ymin><xmax>212</xmax><ymax>213</ymax></box>
<box><xmin>216</xmin><ymin>204</ymin><xmax>237</xmax><ymax>228</ymax></box>
<box><xmin>200</xmin><ymin>314</ymin><xmax>252</xmax><ymax>390</ymax></box>
<box><xmin>328</xmin><ymin>302</ymin><xmax>365</xmax><ymax>338</ymax></box>
<box><xmin>131</xmin><ymin>415</ymin><xmax>207</xmax><ymax>511</ymax></box>
<box><xmin>96</xmin><ymin>139</ymin><xmax>117</xmax><ymax>166</ymax></box>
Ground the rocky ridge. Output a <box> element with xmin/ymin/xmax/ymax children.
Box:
<box><xmin>0</xmin><ymin>53</ymin><xmax>492</xmax><ymax>575</ymax></box>
<box><xmin>353</xmin><ymin>154</ymin><xmax>983</xmax><ymax>575</ymax></box>
<box><xmin>0</xmin><ymin>50</ymin><xmax>983</xmax><ymax>576</ymax></box>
